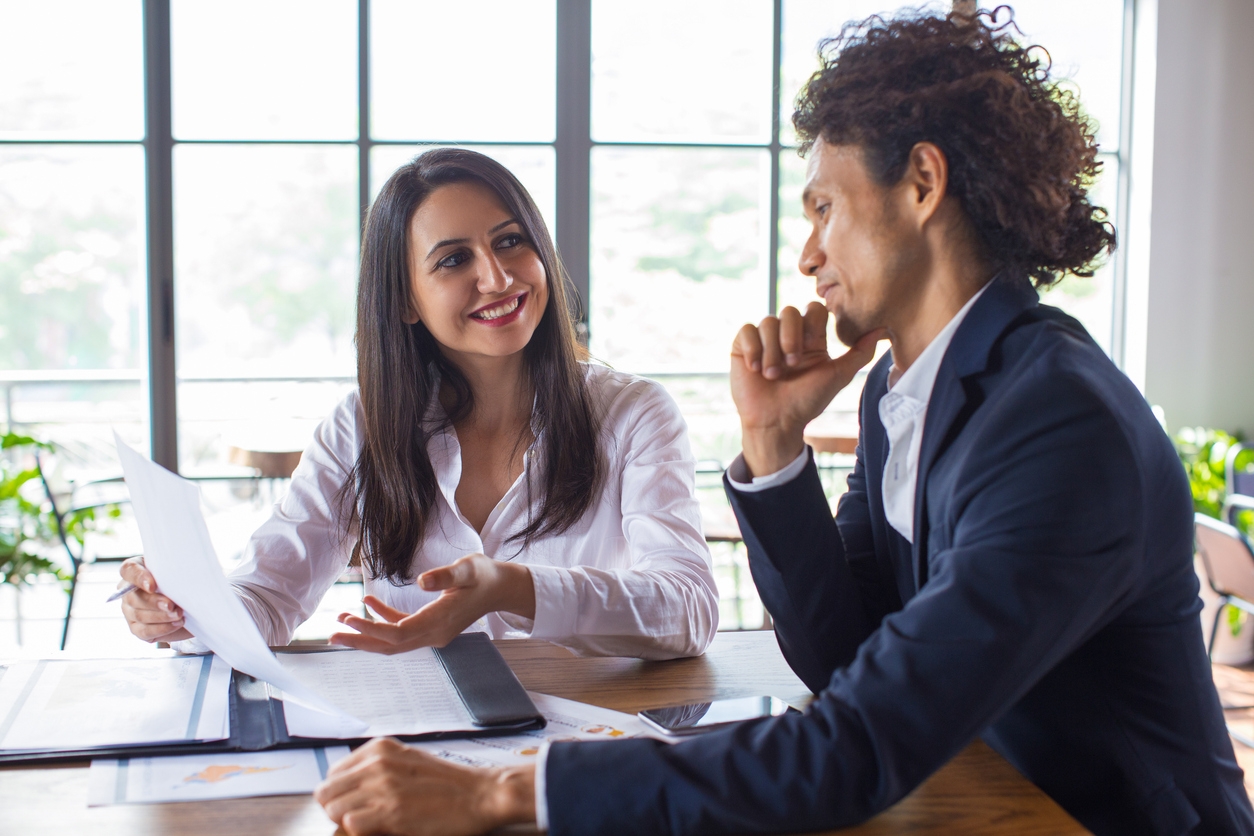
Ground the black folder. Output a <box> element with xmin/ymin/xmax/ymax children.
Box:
<box><xmin>0</xmin><ymin>632</ymin><xmax>544</xmax><ymax>766</ymax></box>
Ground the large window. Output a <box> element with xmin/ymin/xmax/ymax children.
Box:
<box><xmin>0</xmin><ymin>0</ymin><xmax>148</xmax><ymax>466</ymax></box>
<box><xmin>1</xmin><ymin>0</ymin><xmax>1134</xmax><ymax>467</ymax></box>
<box><xmin>2</xmin><ymin>2</ymin><xmax>1133</xmax><ymax>631</ymax></box>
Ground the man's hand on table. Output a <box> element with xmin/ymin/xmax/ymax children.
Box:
<box><xmin>315</xmin><ymin>737</ymin><xmax>536</xmax><ymax>835</ymax></box>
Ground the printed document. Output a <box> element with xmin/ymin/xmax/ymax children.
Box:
<box><xmin>87</xmin><ymin>746</ymin><xmax>350</xmax><ymax>806</ymax></box>
<box><xmin>115</xmin><ymin>433</ymin><xmax>366</xmax><ymax>738</ymax></box>
<box><xmin>0</xmin><ymin>655</ymin><xmax>230</xmax><ymax>751</ymax></box>
<box><xmin>275</xmin><ymin>648</ymin><xmax>473</xmax><ymax>738</ymax></box>
<box><xmin>412</xmin><ymin>692</ymin><xmax>661</xmax><ymax>768</ymax></box>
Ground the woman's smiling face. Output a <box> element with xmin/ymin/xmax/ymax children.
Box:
<box><xmin>403</xmin><ymin>180</ymin><xmax>549</xmax><ymax>366</ymax></box>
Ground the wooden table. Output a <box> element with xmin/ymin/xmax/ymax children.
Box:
<box><xmin>0</xmin><ymin>632</ymin><xmax>1087</xmax><ymax>834</ymax></box>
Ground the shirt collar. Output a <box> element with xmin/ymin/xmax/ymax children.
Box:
<box><xmin>886</xmin><ymin>280</ymin><xmax>994</xmax><ymax>401</ymax></box>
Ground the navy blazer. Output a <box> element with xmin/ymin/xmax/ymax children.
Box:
<box><xmin>545</xmin><ymin>277</ymin><xmax>1254</xmax><ymax>836</ymax></box>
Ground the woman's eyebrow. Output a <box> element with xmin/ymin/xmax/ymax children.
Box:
<box><xmin>425</xmin><ymin>218</ymin><xmax>520</xmax><ymax>259</ymax></box>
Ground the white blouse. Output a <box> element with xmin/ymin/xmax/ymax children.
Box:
<box><xmin>200</xmin><ymin>364</ymin><xmax>719</xmax><ymax>660</ymax></box>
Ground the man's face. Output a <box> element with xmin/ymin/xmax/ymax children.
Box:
<box><xmin>799</xmin><ymin>140</ymin><xmax>925</xmax><ymax>347</ymax></box>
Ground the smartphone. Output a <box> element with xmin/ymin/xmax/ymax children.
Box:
<box><xmin>638</xmin><ymin>696</ymin><xmax>800</xmax><ymax>736</ymax></box>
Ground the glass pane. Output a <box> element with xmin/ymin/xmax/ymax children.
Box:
<box><xmin>592</xmin><ymin>0</ymin><xmax>773</xmax><ymax>144</ymax></box>
<box><xmin>0</xmin><ymin>0</ymin><xmax>144</xmax><ymax>140</ymax></box>
<box><xmin>172</xmin><ymin>0</ymin><xmax>357</xmax><ymax>140</ymax></box>
<box><xmin>780</xmin><ymin>2</ymin><xmax>1124</xmax><ymax>150</ymax></box>
<box><xmin>1002</xmin><ymin>1</ymin><xmax>1125</xmax><ymax>151</ymax></box>
<box><xmin>0</xmin><ymin>145</ymin><xmax>147</xmax><ymax>458</ymax></box>
<box><xmin>174</xmin><ymin>144</ymin><xmax>359</xmax><ymax>472</ymax></box>
<box><xmin>1039</xmin><ymin>152</ymin><xmax>1119</xmax><ymax>354</ymax></box>
<box><xmin>780</xmin><ymin>1</ymin><xmax>918</xmax><ymax>147</ymax></box>
<box><xmin>590</xmin><ymin>147</ymin><xmax>769</xmax><ymax>373</ymax></box>
<box><xmin>371</xmin><ymin>0</ymin><xmax>555</xmax><ymax>142</ymax></box>
<box><xmin>371</xmin><ymin>145</ymin><xmax>556</xmax><ymax>236</ymax></box>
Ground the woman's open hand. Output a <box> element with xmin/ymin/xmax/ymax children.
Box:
<box><xmin>330</xmin><ymin>554</ymin><xmax>536</xmax><ymax>654</ymax></box>
<box><xmin>117</xmin><ymin>556</ymin><xmax>193</xmax><ymax>643</ymax></box>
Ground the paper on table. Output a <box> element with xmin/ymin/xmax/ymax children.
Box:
<box><xmin>411</xmin><ymin>692</ymin><xmax>662</xmax><ymax>768</ymax></box>
<box><xmin>114</xmin><ymin>433</ymin><xmax>365</xmax><ymax>737</ymax></box>
<box><xmin>87</xmin><ymin>746</ymin><xmax>351</xmax><ymax>806</ymax></box>
<box><xmin>0</xmin><ymin>655</ymin><xmax>232</xmax><ymax>751</ymax></box>
<box><xmin>274</xmin><ymin>648</ymin><xmax>474</xmax><ymax>738</ymax></box>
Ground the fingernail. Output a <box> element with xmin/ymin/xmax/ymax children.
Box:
<box><xmin>751</xmin><ymin>361</ymin><xmax>761</xmax><ymax>371</ymax></box>
<box><xmin>785</xmin><ymin>353</ymin><xmax>798</xmax><ymax>366</ymax></box>
<box><xmin>764</xmin><ymin>367</ymin><xmax>779</xmax><ymax>379</ymax></box>
<box><xmin>161</xmin><ymin>601</ymin><xmax>170</xmax><ymax>611</ymax></box>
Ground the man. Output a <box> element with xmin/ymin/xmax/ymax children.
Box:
<box><xmin>315</xmin><ymin>9</ymin><xmax>1254</xmax><ymax>835</ymax></box>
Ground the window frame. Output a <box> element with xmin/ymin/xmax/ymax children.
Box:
<box><xmin>1</xmin><ymin>0</ymin><xmax>1136</xmax><ymax>470</ymax></box>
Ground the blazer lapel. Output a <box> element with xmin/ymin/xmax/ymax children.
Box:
<box><xmin>910</xmin><ymin>276</ymin><xmax>1040</xmax><ymax>589</ymax></box>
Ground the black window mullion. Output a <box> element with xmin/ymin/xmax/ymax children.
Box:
<box><xmin>143</xmin><ymin>0</ymin><xmax>178</xmax><ymax>470</ymax></box>
<box><xmin>555</xmin><ymin>0</ymin><xmax>592</xmax><ymax>344</ymax></box>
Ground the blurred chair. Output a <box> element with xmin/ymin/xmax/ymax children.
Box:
<box><xmin>1194</xmin><ymin>513</ymin><xmax>1254</xmax><ymax>660</ymax></box>
<box><xmin>227</xmin><ymin>445</ymin><xmax>302</xmax><ymax>505</ymax></box>
<box><xmin>694</xmin><ymin>460</ymin><xmax>773</xmax><ymax>630</ymax></box>
<box><xmin>1223</xmin><ymin>442</ymin><xmax>1254</xmax><ymax>531</ymax></box>
<box><xmin>35</xmin><ymin>457</ymin><xmax>134</xmax><ymax>651</ymax></box>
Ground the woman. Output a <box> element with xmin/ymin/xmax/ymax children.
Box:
<box><xmin>119</xmin><ymin>148</ymin><xmax>718</xmax><ymax>660</ymax></box>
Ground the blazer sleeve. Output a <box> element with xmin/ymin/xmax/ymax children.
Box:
<box><xmin>725</xmin><ymin>445</ymin><xmax>889</xmax><ymax>693</ymax></box>
<box><xmin>546</xmin><ymin>372</ymin><xmax>1146</xmax><ymax>835</ymax></box>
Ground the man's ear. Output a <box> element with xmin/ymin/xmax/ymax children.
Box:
<box><xmin>903</xmin><ymin>141</ymin><xmax>949</xmax><ymax>226</ymax></box>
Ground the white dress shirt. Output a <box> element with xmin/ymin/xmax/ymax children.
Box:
<box><xmin>176</xmin><ymin>363</ymin><xmax>719</xmax><ymax>663</ymax></box>
<box><xmin>727</xmin><ymin>282</ymin><xmax>991</xmax><ymax>544</ymax></box>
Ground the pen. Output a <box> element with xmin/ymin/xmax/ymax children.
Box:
<box><xmin>106</xmin><ymin>583</ymin><xmax>138</xmax><ymax>603</ymax></box>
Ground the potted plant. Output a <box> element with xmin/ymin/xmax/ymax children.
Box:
<box><xmin>1176</xmin><ymin>426</ymin><xmax>1254</xmax><ymax>664</ymax></box>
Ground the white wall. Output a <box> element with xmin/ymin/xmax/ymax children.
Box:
<box><xmin>1141</xmin><ymin>0</ymin><xmax>1254</xmax><ymax>435</ymax></box>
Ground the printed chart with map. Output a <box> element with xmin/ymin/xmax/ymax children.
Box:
<box><xmin>87</xmin><ymin>746</ymin><xmax>350</xmax><ymax>806</ymax></box>
<box><xmin>413</xmin><ymin>692</ymin><xmax>661</xmax><ymax>769</ymax></box>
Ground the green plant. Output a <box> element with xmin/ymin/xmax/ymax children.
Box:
<box><xmin>0</xmin><ymin>432</ymin><xmax>115</xmax><ymax>592</ymax></box>
<box><xmin>1174</xmin><ymin>426</ymin><xmax>1254</xmax><ymax>636</ymax></box>
<box><xmin>1173</xmin><ymin>427</ymin><xmax>1241</xmax><ymax>520</ymax></box>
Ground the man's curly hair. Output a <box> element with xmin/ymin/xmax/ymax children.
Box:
<box><xmin>793</xmin><ymin>6</ymin><xmax>1115</xmax><ymax>286</ymax></box>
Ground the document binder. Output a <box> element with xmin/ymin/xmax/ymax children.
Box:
<box><xmin>0</xmin><ymin>632</ymin><xmax>544</xmax><ymax>766</ymax></box>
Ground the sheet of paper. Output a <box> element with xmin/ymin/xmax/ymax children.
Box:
<box><xmin>411</xmin><ymin>692</ymin><xmax>663</xmax><ymax>768</ymax></box>
<box><xmin>87</xmin><ymin>746</ymin><xmax>350</xmax><ymax>806</ymax></box>
<box><xmin>275</xmin><ymin>648</ymin><xmax>474</xmax><ymax>738</ymax></box>
<box><xmin>0</xmin><ymin>655</ymin><xmax>231</xmax><ymax>751</ymax></box>
<box><xmin>115</xmin><ymin>433</ymin><xmax>365</xmax><ymax>738</ymax></box>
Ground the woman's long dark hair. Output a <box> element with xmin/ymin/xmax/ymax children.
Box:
<box><xmin>348</xmin><ymin>148</ymin><xmax>604</xmax><ymax>585</ymax></box>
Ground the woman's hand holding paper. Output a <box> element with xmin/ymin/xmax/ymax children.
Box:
<box><xmin>330</xmin><ymin>554</ymin><xmax>536</xmax><ymax>654</ymax></box>
<box><xmin>117</xmin><ymin>556</ymin><xmax>193</xmax><ymax>643</ymax></box>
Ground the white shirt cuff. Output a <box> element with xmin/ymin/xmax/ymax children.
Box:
<box><xmin>725</xmin><ymin>446</ymin><xmax>811</xmax><ymax>493</ymax></box>
<box><xmin>170</xmin><ymin>636</ymin><xmax>211</xmax><ymax>655</ymax></box>
<box><xmin>534</xmin><ymin>740</ymin><xmax>551</xmax><ymax>831</ymax></box>
<box><xmin>527</xmin><ymin>564</ymin><xmax>579</xmax><ymax>640</ymax></box>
